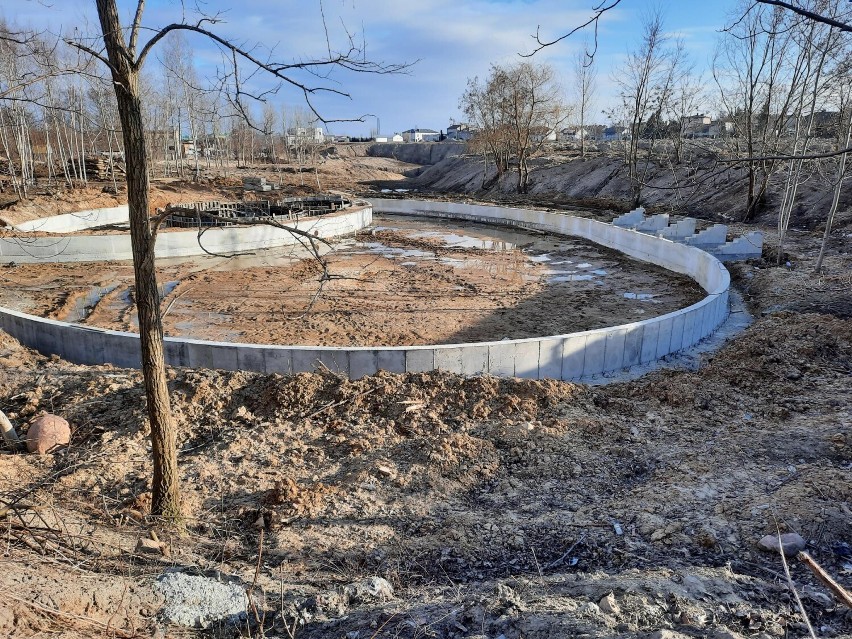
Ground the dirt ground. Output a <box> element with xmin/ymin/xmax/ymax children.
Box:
<box><xmin>0</xmin><ymin>156</ymin><xmax>850</xmax><ymax>638</ymax></box>
<box><xmin>1</xmin><ymin>214</ymin><xmax>703</xmax><ymax>347</ymax></box>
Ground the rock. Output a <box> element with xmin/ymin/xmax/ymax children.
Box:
<box><xmin>495</xmin><ymin>582</ymin><xmax>524</xmax><ymax>612</ymax></box>
<box><xmin>342</xmin><ymin>577</ymin><xmax>394</xmax><ymax>604</ymax></box>
<box><xmin>155</xmin><ymin>571</ymin><xmax>252</xmax><ymax>628</ymax></box>
<box><xmin>757</xmin><ymin>533</ymin><xmax>806</xmax><ymax>556</ymax></box>
<box><xmin>647</xmin><ymin>631</ymin><xmax>691</xmax><ymax>639</ymax></box>
<box><xmin>599</xmin><ymin>592</ymin><xmax>621</xmax><ymax>615</ymax></box>
<box><xmin>25</xmin><ymin>413</ymin><xmax>70</xmax><ymax>454</ymax></box>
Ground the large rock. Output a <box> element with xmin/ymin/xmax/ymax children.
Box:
<box><xmin>25</xmin><ymin>413</ymin><xmax>71</xmax><ymax>454</ymax></box>
<box><xmin>757</xmin><ymin>532</ymin><xmax>806</xmax><ymax>556</ymax></box>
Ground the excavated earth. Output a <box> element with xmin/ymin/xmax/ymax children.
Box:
<box><xmin>0</xmin><ymin>155</ymin><xmax>850</xmax><ymax>639</ymax></box>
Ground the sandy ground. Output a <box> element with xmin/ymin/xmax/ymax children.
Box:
<box><xmin>0</xmin><ymin>155</ymin><xmax>850</xmax><ymax>638</ymax></box>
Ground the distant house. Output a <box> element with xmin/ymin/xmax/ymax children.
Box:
<box><xmin>446</xmin><ymin>123</ymin><xmax>474</xmax><ymax>141</ymax></box>
<box><xmin>401</xmin><ymin>128</ymin><xmax>440</xmax><ymax>142</ymax></box>
<box><xmin>286</xmin><ymin>126</ymin><xmax>325</xmax><ymax>146</ymax></box>
<box><xmin>558</xmin><ymin>127</ymin><xmax>589</xmax><ymax>141</ymax></box>
<box><xmin>529</xmin><ymin>126</ymin><xmax>557</xmax><ymax>143</ymax></box>
<box><xmin>602</xmin><ymin>126</ymin><xmax>630</xmax><ymax>141</ymax></box>
<box><xmin>374</xmin><ymin>136</ymin><xmax>389</xmax><ymax>143</ymax></box>
<box><xmin>392</xmin><ymin>133</ymin><xmax>404</xmax><ymax>142</ymax></box>
<box><xmin>682</xmin><ymin>113</ymin><xmax>711</xmax><ymax>137</ymax></box>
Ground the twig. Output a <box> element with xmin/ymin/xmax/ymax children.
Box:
<box><xmin>779</xmin><ymin>537</ymin><xmax>817</xmax><ymax>638</ymax></box>
<box><xmin>798</xmin><ymin>552</ymin><xmax>852</xmax><ymax>609</ymax></box>
<box><xmin>300</xmin><ymin>386</ymin><xmax>378</xmax><ymax>420</ymax></box>
<box><xmin>544</xmin><ymin>533</ymin><xmax>585</xmax><ymax>569</ymax></box>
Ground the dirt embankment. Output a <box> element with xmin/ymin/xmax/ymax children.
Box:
<box><xmin>410</xmin><ymin>149</ymin><xmax>852</xmax><ymax>233</ymax></box>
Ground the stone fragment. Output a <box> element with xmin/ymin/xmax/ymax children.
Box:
<box><xmin>25</xmin><ymin>413</ymin><xmax>70</xmax><ymax>454</ymax></box>
<box><xmin>599</xmin><ymin>592</ymin><xmax>621</xmax><ymax>615</ymax></box>
<box><xmin>757</xmin><ymin>532</ymin><xmax>806</xmax><ymax>556</ymax></box>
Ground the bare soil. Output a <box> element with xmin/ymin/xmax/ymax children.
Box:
<box><xmin>2</xmin><ymin>214</ymin><xmax>704</xmax><ymax>346</ymax></box>
<box><xmin>0</xmin><ymin>153</ymin><xmax>850</xmax><ymax>638</ymax></box>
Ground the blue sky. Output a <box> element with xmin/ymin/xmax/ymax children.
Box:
<box><xmin>4</xmin><ymin>0</ymin><xmax>735</xmax><ymax>136</ymax></box>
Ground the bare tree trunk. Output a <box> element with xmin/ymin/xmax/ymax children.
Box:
<box><xmin>96</xmin><ymin>0</ymin><xmax>181</xmax><ymax>522</ymax></box>
<box><xmin>816</xmin><ymin>108</ymin><xmax>852</xmax><ymax>273</ymax></box>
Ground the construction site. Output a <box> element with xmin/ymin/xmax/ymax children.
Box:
<box><xmin>0</xmin><ymin>134</ymin><xmax>848</xmax><ymax>638</ymax></box>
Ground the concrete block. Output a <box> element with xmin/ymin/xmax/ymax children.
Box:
<box><xmin>636</xmin><ymin>214</ymin><xmax>670</xmax><ymax>233</ymax></box>
<box><xmin>349</xmin><ymin>350</ymin><xmax>379</xmax><ymax>379</ymax></box>
<box><xmin>263</xmin><ymin>348</ymin><xmax>292</xmax><ymax>375</ymax></box>
<box><xmin>187</xmin><ymin>343</ymin><xmax>215</xmax><ymax>369</ymax></box>
<box><xmin>317</xmin><ymin>351</ymin><xmax>349</xmax><ymax>376</ymax></box>
<box><xmin>681</xmin><ymin>311</ymin><xmax>699</xmax><ymax>348</ymax></box>
<box><xmin>537</xmin><ymin>338</ymin><xmax>563</xmax><ymax>379</ymax></box>
<box><xmin>514</xmin><ymin>341</ymin><xmax>540</xmax><ymax>378</ymax></box>
<box><xmin>210</xmin><ymin>344</ymin><xmax>239</xmax><ymax>371</ymax></box>
<box><xmin>559</xmin><ymin>335</ymin><xmax>585</xmax><ymax>380</ymax></box>
<box><xmin>657</xmin><ymin>218</ymin><xmax>697</xmax><ymax>241</ymax></box>
<box><xmin>434</xmin><ymin>347</ymin><xmax>463</xmax><ymax>374</ymax></box>
<box><xmin>669</xmin><ymin>313</ymin><xmax>686</xmax><ymax>353</ymax></box>
<box><xmin>655</xmin><ymin>316</ymin><xmax>673</xmax><ymax>358</ymax></box>
<box><xmin>377</xmin><ymin>350</ymin><xmax>406</xmax><ymax>374</ymax></box>
<box><xmin>292</xmin><ymin>349</ymin><xmax>321</xmax><ymax>373</ymax></box>
<box><xmin>622</xmin><ymin>325</ymin><xmax>644</xmax><ymax>368</ymax></box>
<box><xmin>686</xmin><ymin>224</ymin><xmax>727</xmax><ymax>248</ymax></box>
<box><xmin>640</xmin><ymin>322</ymin><xmax>660</xmax><ymax>364</ymax></box>
<box><xmin>582</xmin><ymin>333</ymin><xmax>607</xmax><ymax>377</ymax></box>
<box><xmin>165</xmin><ymin>339</ymin><xmax>189</xmax><ymax>367</ymax></box>
<box><xmin>462</xmin><ymin>345</ymin><xmax>489</xmax><ymax>376</ymax></box>
<box><xmin>488</xmin><ymin>342</ymin><xmax>516</xmax><ymax>377</ymax></box>
<box><xmin>237</xmin><ymin>346</ymin><xmax>266</xmax><ymax>373</ymax></box>
<box><xmin>612</xmin><ymin>208</ymin><xmax>645</xmax><ymax>227</ymax></box>
<box><xmin>603</xmin><ymin>329</ymin><xmax>627</xmax><ymax>372</ymax></box>
<box><xmin>406</xmin><ymin>348</ymin><xmax>435</xmax><ymax>373</ymax></box>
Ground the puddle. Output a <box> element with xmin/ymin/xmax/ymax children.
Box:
<box><xmin>577</xmin><ymin>262</ymin><xmax>592</xmax><ymax>269</ymax></box>
<box><xmin>63</xmin><ymin>284</ymin><xmax>120</xmax><ymax>322</ymax></box>
<box><xmin>528</xmin><ymin>254</ymin><xmax>551</xmax><ymax>262</ymax></box>
<box><xmin>624</xmin><ymin>292</ymin><xmax>655</xmax><ymax>300</ymax></box>
<box><xmin>549</xmin><ymin>274</ymin><xmax>595</xmax><ymax>283</ymax></box>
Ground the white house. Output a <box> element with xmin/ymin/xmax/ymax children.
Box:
<box><xmin>401</xmin><ymin>128</ymin><xmax>440</xmax><ymax>142</ymax></box>
<box><xmin>559</xmin><ymin>128</ymin><xmax>589</xmax><ymax>141</ymax></box>
<box><xmin>374</xmin><ymin>136</ymin><xmax>389</xmax><ymax>143</ymax></box>
<box><xmin>446</xmin><ymin>123</ymin><xmax>474</xmax><ymax>141</ymax></box>
<box><xmin>392</xmin><ymin>133</ymin><xmax>404</xmax><ymax>142</ymax></box>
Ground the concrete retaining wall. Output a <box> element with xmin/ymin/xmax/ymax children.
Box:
<box><xmin>0</xmin><ymin>199</ymin><xmax>730</xmax><ymax>381</ymax></box>
<box><xmin>1</xmin><ymin>205</ymin><xmax>372</xmax><ymax>262</ymax></box>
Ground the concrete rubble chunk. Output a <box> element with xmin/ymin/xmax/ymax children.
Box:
<box><xmin>155</xmin><ymin>571</ymin><xmax>253</xmax><ymax>628</ymax></box>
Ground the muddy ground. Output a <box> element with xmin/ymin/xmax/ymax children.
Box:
<box><xmin>0</xmin><ymin>153</ymin><xmax>850</xmax><ymax>638</ymax></box>
<box><xmin>1</xmin><ymin>214</ymin><xmax>703</xmax><ymax>347</ymax></box>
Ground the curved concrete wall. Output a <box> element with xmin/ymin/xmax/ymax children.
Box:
<box><xmin>0</xmin><ymin>199</ymin><xmax>729</xmax><ymax>381</ymax></box>
<box><xmin>1</xmin><ymin>205</ymin><xmax>372</xmax><ymax>262</ymax></box>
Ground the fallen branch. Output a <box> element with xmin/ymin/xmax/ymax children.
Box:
<box><xmin>798</xmin><ymin>551</ymin><xmax>852</xmax><ymax>609</ymax></box>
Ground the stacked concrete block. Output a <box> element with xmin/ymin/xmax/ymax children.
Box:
<box><xmin>657</xmin><ymin>218</ymin><xmax>697</xmax><ymax>241</ymax></box>
<box><xmin>712</xmin><ymin>231</ymin><xmax>764</xmax><ymax>261</ymax></box>
<box><xmin>685</xmin><ymin>224</ymin><xmax>728</xmax><ymax>248</ymax></box>
<box><xmin>635</xmin><ymin>213</ymin><xmax>670</xmax><ymax>233</ymax></box>
<box><xmin>243</xmin><ymin>176</ymin><xmax>272</xmax><ymax>192</ymax></box>
<box><xmin>612</xmin><ymin>207</ymin><xmax>646</xmax><ymax>227</ymax></box>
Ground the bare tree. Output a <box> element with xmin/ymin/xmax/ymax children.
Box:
<box><xmin>0</xmin><ymin>0</ymin><xmax>407</xmax><ymax>523</ymax></box>
<box><xmin>461</xmin><ymin>61</ymin><xmax>566</xmax><ymax>193</ymax></box>
<box><xmin>572</xmin><ymin>40</ymin><xmax>598</xmax><ymax>158</ymax></box>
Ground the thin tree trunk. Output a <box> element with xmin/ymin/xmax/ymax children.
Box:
<box><xmin>96</xmin><ymin>0</ymin><xmax>181</xmax><ymax>522</ymax></box>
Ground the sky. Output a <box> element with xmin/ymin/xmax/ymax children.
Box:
<box><xmin>3</xmin><ymin>0</ymin><xmax>737</xmax><ymax>137</ymax></box>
